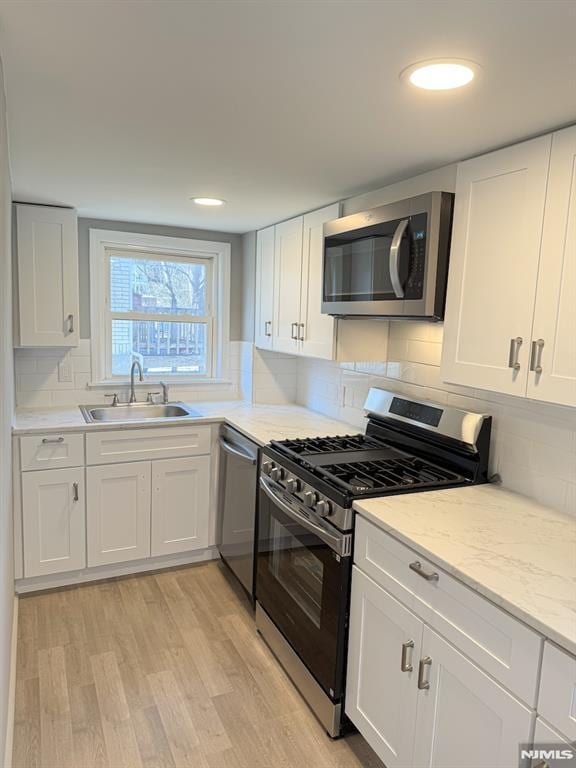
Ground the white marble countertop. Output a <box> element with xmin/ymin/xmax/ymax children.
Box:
<box><xmin>354</xmin><ymin>485</ymin><xmax>576</xmax><ymax>655</ymax></box>
<box><xmin>12</xmin><ymin>400</ymin><xmax>358</xmax><ymax>446</ymax></box>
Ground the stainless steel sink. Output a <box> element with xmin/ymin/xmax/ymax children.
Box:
<box><xmin>79</xmin><ymin>402</ymin><xmax>201</xmax><ymax>423</ymax></box>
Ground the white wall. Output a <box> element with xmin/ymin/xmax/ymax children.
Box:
<box><xmin>0</xmin><ymin>55</ymin><xmax>14</xmax><ymax>767</ymax></box>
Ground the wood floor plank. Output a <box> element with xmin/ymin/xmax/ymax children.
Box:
<box><xmin>13</xmin><ymin>677</ymin><xmax>40</xmax><ymax>768</ymax></box>
<box><xmin>90</xmin><ymin>651</ymin><xmax>143</xmax><ymax>768</ymax></box>
<box><xmin>38</xmin><ymin>646</ymin><xmax>74</xmax><ymax>768</ymax></box>
<box><xmin>147</xmin><ymin>669</ymin><xmax>203</xmax><ymax>766</ymax></box>
<box><xmin>69</xmin><ymin>683</ymin><xmax>109</xmax><ymax>768</ymax></box>
<box><xmin>16</xmin><ymin>597</ymin><xmax>38</xmax><ymax>680</ymax></box>
<box><xmin>183</xmin><ymin>627</ymin><xmax>234</xmax><ymax>697</ymax></box>
<box><xmin>132</xmin><ymin>706</ymin><xmax>177</xmax><ymax>768</ymax></box>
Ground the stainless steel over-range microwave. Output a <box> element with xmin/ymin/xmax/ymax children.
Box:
<box><xmin>322</xmin><ymin>191</ymin><xmax>454</xmax><ymax>320</ymax></box>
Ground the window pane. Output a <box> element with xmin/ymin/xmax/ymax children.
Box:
<box><xmin>110</xmin><ymin>256</ymin><xmax>207</xmax><ymax>315</ymax></box>
<box><xmin>111</xmin><ymin>320</ymin><xmax>208</xmax><ymax>376</ymax></box>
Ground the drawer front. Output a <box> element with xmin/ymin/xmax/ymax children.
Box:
<box><xmin>354</xmin><ymin>515</ymin><xmax>542</xmax><ymax>705</ymax></box>
<box><xmin>538</xmin><ymin>642</ymin><xmax>576</xmax><ymax>741</ymax></box>
<box><xmin>20</xmin><ymin>433</ymin><xmax>84</xmax><ymax>471</ymax></box>
<box><xmin>86</xmin><ymin>426</ymin><xmax>211</xmax><ymax>465</ymax></box>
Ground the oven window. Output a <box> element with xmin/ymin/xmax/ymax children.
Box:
<box><xmin>270</xmin><ymin>517</ymin><xmax>324</xmax><ymax>629</ymax></box>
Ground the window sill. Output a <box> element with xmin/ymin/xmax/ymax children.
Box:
<box><xmin>87</xmin><ymin>378</ymin><xmax>234</xmax><ymax>389</ymax></box>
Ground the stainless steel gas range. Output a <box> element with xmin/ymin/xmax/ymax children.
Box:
<box><xmin>255</xmin><ymin>388</ymin><xmax>492</xmax><ymax>738</ymax></box>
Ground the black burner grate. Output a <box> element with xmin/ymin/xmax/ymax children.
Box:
<box><xmin>272</xmin><ymin>434</ymin><xmax>384</xmax><ymax>458</ymax></box>
<box><xmin>316</xmin><ymin>456</ymin><xmax>462</xmax><ymax>494</ymax></box>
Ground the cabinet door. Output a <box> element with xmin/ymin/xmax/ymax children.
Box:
<box><xmin>254</xmin><ymin>226</ymin><xmax>275</xmax><ymax>350</ymax></box>
<box><xmin>441</xmin><ymin>136</ymin><xmax>551</xmax><ymax>395</ymax></box>
<box><xmin>272</xmin><ymin>216</ymin><xmax>303</xmax><ymax>354</ymax></box>
<box><xmin>87</xmin><ymin>462</ymin><xmax>151</xmax><ymax>566</ymax></box>
<box><xmin>299</xmin><ymin>203</ymin><xmax>340</xmax><ymax>360</ymax></box>
<box><xmin>16</xmin><ymin>204</ymin><xmax>79</xmax><ymax>347</ymax></box>
<box><xmin>151</xmin><ymin>456</ymin><xmax>210</xmax><ymax>556</ymax></box>
<box><xmin>527</xmin><ymin>125</ymin><xmax>576</xmax><ymax>407</ymax></box>
<box><xmin>414</xmin><ymin>626</ymin><xmax>534</xmax><ymax>768</ymax></box>
<box><xmin>22</xmin><ymin>467</ymin><xmax>85</xmax><ymax>577</ymax></box>
<box><xmin>346</xmin><ymin>567</ymin><xmax>423</xmax><ymax>768</ymax></box>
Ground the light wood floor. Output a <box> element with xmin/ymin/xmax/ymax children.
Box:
<box><xmin>13</xmin><ymin>560</ymin><xmax>384</xmax><ymax>768</ymax></box>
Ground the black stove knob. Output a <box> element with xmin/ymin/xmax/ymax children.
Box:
<box><xmin>303</xmin><ymin>490</ymin><xmax>318</xmax><ymax>508</ymax></box>
<box><xmin>315</xmin><ymin>499</ymin><xmax>331</xmax><ymax>517</ymax></box>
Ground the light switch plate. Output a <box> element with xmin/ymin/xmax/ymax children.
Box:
<box><xmin>58</xmin><ymin>360</ymin><xmax>73</xmax><ymax>383</ymax></box>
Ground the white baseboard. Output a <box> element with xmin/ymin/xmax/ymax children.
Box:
<box><xmin>15</xmin><ymin>547</ymin><xmax>219</xmax><ymax>594</ymax></box>
<box><xmin>3</xmin><ymin>595</ymin><xmax>18</xmax><ymax>768</ymax></box>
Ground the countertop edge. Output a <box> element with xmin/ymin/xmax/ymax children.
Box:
<box><xmin>354</xmin><ymin>504</ymin><xmax>576</xmax><ymax>657</ymax></box>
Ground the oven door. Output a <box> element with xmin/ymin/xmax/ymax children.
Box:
<box><xmin>322</xmin><ymin>211</ymin><xmax>428</xmax><ymax>316</ymax></box>
<box><xmin>256</xmin><ymin>476</ymin><xmax>351</xmax><ymax>699</ymax></box>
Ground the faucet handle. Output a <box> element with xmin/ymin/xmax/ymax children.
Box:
<box><xmin>147</xmin><ymin>392</ymin><xmax>161</xmax><ymax>404</ymax></box>
<box><xmin>105</xmin><ymin>393</ymin><xmax>120</xmax><ymax>406</ymax></box>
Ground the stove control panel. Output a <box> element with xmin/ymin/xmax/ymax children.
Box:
<box><xmin>259</xmin><ymin>453</ymin><xmax>348</xmax><ymax>530</ymax></box>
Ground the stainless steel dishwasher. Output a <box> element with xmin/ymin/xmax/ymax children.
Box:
<box><xmin>217</xmin><ymin>425</ymin><xmax>259</xmax><ymax>599</ymax></box>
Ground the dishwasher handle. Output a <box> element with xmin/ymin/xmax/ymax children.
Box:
<box><xmin>219</xmin><ymin>438</ymin><xmax>257</xmax><ymax>465</ymax></box>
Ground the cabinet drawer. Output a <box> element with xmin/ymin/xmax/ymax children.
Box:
<box><xmin>86</xmin><ymin>426</ymin><xmax>211</xmax><ymax>465</ymax></box>
<box><xmin>20</xmin><ymin>433</ymin><xmax>84</xmax><ymax>471</ymax></box>
<box><xmin>354</xmin><ymin>515</ymin><xmax>542</xmax><ymax>705</ymax></box>
<box><xmin>538</xmin><ymin>642</ymin><xmax>576</xmax><ymax>741</ymax></box>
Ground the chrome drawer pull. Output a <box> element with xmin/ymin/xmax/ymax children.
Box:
<box><xmin>409</xmin><ymin>561</ymin><xmax>439</xmax><ymax>582</ymax></box>
<box><xmin>264</xmin><ymin>320</ymin><xmax>272</xmax><ymax>337</ymax></box>
<box><xmin>530</xmin><ymin>338</ymin><xmax>545</xmax><ymax>374</ymax></box>
<box><xmin>41</xmin><ymin>437</ymin><xmax>65</xmax><ymax>444</ymax></box>
<box><xmin>401</xmin><ymin>640</ymin><xmax>414</xmax><ymax>672</ymax></box>
<box><xmin>291</xmin><ymin>322</ymin><xmax>298</xmax><ymax>340</ymax></box>
<box><xmin>67</xmin><ymin>314</ymin><xmax>74</xmax><ymax>334</ymax></box>
<box><xmin>72</xmin><ymin>482</ymin><xmax>79</xmax><ymax>502</ymax></box>
<box><xmin>417</xmin><ymin>656</ymin><xmax>432</xmax><ymax>690</ymax></box>
<box><xmin>508</xmin><ymin>336</ymin><xmax>523</xmax><ymax>371</ymax></box>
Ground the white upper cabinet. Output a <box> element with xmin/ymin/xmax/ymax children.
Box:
<box><xmin>254</xmin><ymin>225</ymin><xmax>275</xmax><ymax>350</ymax></box>
<box><xmin>299</xmin><ymin>203</ymin><xmax>341</xmax><ymax>359</ymax></box>
<box><xmin>527</xmin><ymin>126</ymin><xmax>576</xmax><ymax>407</ymax></box>
<box><xmin>441</xmin><ymin>135</ymin><xmax>551</xmax><ymax>396</ymax></box>
<box><xmin>442</xmin><ymin>126</ymin><xmax>576</xmax><ymax>407</ymax></box>
<box><xmin>272</xmin><ymin>215</ymin><xmax>305</xmax><ymax>354</ymax></box>
<box><xmin>15</xmin><ymin>204</ymin><xmax>80</xmax><ymax>347</ymax></box>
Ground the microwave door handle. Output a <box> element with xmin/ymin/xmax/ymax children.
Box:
<box><xmin>259</xmin><ymin>476</ymin><xmax>349</xmax><ymax>557</ymax></box>
<box><xmin>389</xmin><ymin>218</ymin><xmax>409</xmax><ymax>298</ymax></box>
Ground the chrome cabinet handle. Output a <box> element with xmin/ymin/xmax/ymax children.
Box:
<box><xmin>417</xmin><ymin>656</ymin><xmax>432</xmax><ymax>690</ymax></box>
<box><xmin>401</xmin><ymin>640</ymin><xmax>414</xmax><ymax>672</ymax></box>
<box><xmin>67</xmin><ymin>314</ymin><xmax>74</xmax><ymax>334</ymax></box>
<box><xmin>530</xmin><ymin>338</ymin><xmax>545</xmax><ymax>374</ymax></box>
<box><xmin>409</xmin><ymin>561</ymin><xmax>439</xmax><ymax>582</ymax></box>
<box><xmin>42</xmin><ymin>436</ymin><xmax>64</xmax><ymax>444</ymax></box>
<box><xmin>72</xmin><ymin>482</ymin><xmax>79</xmax><ymax>502</ymax></box>
<box><xmin>508</xmin><ymin>336</ymin><xmax>523</xmax><ymax>370</ymax></box>
<box><xmin>291</xmin><ymin>322</ymin><xmax>298</xmax><ymax>340</ymax></box>
<box><xmin>298</xmin><ymin>323</ymin><xmax>305</xmax><ymax>341</ymax></box>
<box><xmin>264</xmin><ymin>320</ymin><xmax>272</xmax><ymax>337</ymax></box>
<box><xmin>389</xmin><ymin>218</ymin><xmax>409</xmax><ymax>299</ymax></box>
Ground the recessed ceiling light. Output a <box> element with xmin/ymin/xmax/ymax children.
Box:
<box><xmin>401</xmin><ymin>59</ymin><xmax>478</xmax><ymax>90</ymax></box>
<box><xmin>191</xmin><ymin>197</ymin><xmax>226</xmax><ymax>206</ymax></box>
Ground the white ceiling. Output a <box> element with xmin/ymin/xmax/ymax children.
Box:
<box><xmin>0</xmin><ymin>0</ymin><xmax>575</xmax><ymax>233</ymax></box>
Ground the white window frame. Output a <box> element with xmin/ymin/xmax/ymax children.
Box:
<box><xmin>89</xmin><ymin>229</ymin><xmax>230</xmax><ymax>386</ymax></box>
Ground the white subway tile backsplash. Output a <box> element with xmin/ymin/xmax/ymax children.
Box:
<box><xmin>295</xmin><ymin>322</ymin><xmax>576</xmax><ymax>516</ymax></box>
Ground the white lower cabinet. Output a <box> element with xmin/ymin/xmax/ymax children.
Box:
<box><xmin>413</xmin><ymin>626</ymin><xmax>534</xmax><ymax>768</ymax></box>
<box><xmin>347</xmin><ymin>541</ymin><xmax>536</xmax><ymax>768</ymax></box>
<box><xmin>151</xmin><ymin>456</ymin><xmax>210</xmax><ymax>556</ymax></box>
<box><xmin>346</xmin><ymin>567</ymin><xmax>422</xmax><ymax>768</ymax></box>
<box><xmin>22</xmin><ymin>467</ymin><xmax>86</xmax><ymax>577</ymax></box>
<box><xmin>87</xmin><ymin>462</ymin><xmax>151</xmax><ymax>566</ymax></box>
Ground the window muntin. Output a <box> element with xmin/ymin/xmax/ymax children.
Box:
<box><xmin>106</xmin><ymin>249</ymin><xmax>213</xmax><ymax>379</ymax></box>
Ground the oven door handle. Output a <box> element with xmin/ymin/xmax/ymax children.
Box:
<box><xmin>389</xmin><ymin>218</ymin><xmax>409</xmax><ymax>298</ymax></box>
<box><xmin>259</xmin><ymin>476</ymin><xmax>351</xmax><ymax>557</ymax></box>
